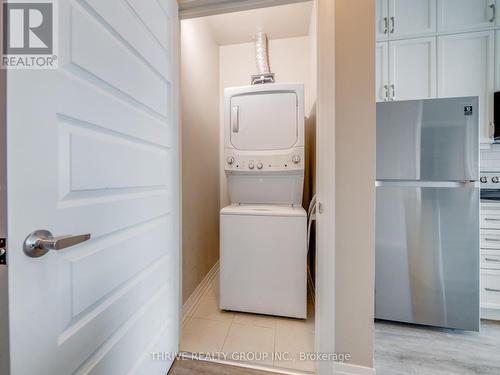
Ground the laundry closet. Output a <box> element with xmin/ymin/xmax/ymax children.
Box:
<box><xmin>179</xmin><ymin>1</ymin><xmax>317</xmax><ymax>373</ymax></box>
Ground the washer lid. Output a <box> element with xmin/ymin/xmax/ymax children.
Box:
<box><xmin>220</xmin><ymin>204</ymin><xmax>306</xmax><ymax>217</ymax></box>
<box><xmin>230</xmin><ymin>91</ymin><xmax>298</xmax><ymax>151</ymax></box>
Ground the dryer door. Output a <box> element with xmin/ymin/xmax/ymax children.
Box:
<box><xmin>230</xmin><ymin>91</ymin><xmax>298</xmax><ymax>150</ymax></box>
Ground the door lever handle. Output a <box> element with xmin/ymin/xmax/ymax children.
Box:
<box><xmin>23</xmin><ymin>230</ymin><xmax>91</xmax><ymax>258</ymax></box>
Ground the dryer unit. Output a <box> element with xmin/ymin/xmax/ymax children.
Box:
<box><xmin>220</xmin><ymin>83</ymin><xmax>307</xmax><ymax>319</ymax></box>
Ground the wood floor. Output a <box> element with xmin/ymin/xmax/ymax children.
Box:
<box><xmin>168</xmin><ymin>359</ymin><xmax>280</xmax><ymax>375</ymax></box>
<box><xmin>375</xmin><ymin>319</ymin><xmax>500</xmax><ymax>374</ymax></box>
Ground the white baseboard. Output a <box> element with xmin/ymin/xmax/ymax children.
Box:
<box><xmin>182</xmin><ymin>261</ymin><xmax>220</xmax><ymax>324</ymax></box>
<box><xmin>334</xmin><ymin>362</ymin><xmax>376</xmax><ymax>375</ymax></box>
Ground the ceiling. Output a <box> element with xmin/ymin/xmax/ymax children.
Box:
<box><xmin>194</xmin><ymin>1</ymin><xmax>313</xmax><ymax>46</ymax></box>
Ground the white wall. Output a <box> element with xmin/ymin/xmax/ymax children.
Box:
<box><xmin>219</xmin><ymin>36</ymin><xmax>314</xmax><ymax>207</ymax></box>
<box><xmin>180</xmin><ymin>18</ymin><xmax>221</xmax><ymax>303</ymax></box>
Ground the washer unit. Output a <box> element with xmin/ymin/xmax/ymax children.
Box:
<box><xmin>220</xmin><ymin>83</ymin><xmax>307</xmax><ymax>319</ymax></box>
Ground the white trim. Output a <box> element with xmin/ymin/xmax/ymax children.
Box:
<box><xmin>182</xmin><ymin>261</ymin><xmax>220</xmax><ymax>324</ymax></box>
<box><xmin>179</xmin><ymin>352</ymin><xmax>315</xmax><ymax>375</ymax></box>
<box><xmin>333</xmin><ymin>362</ymin><xmax>376</xmax><ymax>375</ymax></box>
<box><xmin>178</xmin><ymin>0</ymin><xmax>309</xmax><ymax>19</ymax></box>
<box><xmin>315</xmin><ymin>1</ymin><xmax>336</xmax><ymax>374</ymax></box>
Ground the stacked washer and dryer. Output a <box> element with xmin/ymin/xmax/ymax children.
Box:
<box><xmin>220</xmin><ymin>83</ymin><xmax>307</xmax><ymax>319</ymax></box>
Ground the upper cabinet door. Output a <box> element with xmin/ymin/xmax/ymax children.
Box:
<box><xmin>376</xmin><ymin>0</ymin><xmax>390</xmax><ymax>41</ymax></box>
<box><xmin>376</xmin><ymin>42</ymin><xmax>390</xmax><ymax>102</ymax></box>
<box><xmin>389</xmin><ymin>37</ymin><xmax>437</xmax><ymax>101</ymax></box>
<box><xmin>389</xmin><ymin>0</ymin><xmax>437</xmax><ymax>39</ymax></box>
<box><xmin>438</xmin><ymin>0</ymin><xmax>496</xmax><ymax>33</ymax></box>
<box><xmin>437</xmin><ymin>31</ymin><xmax>494</xmax><ymax>144</ymax></box>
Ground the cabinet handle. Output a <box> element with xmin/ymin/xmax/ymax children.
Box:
<box><xmin>485</xmin><ymin>257</ymin><xmax>500</xmax><ymax>262</ymax></box>
<box><xmin>390</xmin><ymin>16</ymin><xmax>395</xmax><ymax>33</ymax></box>
<box><xmin>490</xmin><ymin>4</ymin><xmax>496</xmax><ymax>23</ymax></box>
<box><xmin>484</xmin><ymin>237</ymin><xmax>500</xmax><ymax>242</ymax></box>
<box><xmin>485</xmin><ymin>287</ymin><xmax>500</xmax><ymax>293</ymax></box>
<box><xmin>383</xmin><ymin>84</ymin><xmax>389</xmax><ymax>101</ymax></box>
<box><xmin>390</xmin><ymin>84</ymin><xmax>395</xmax><ymax>101</ymax></box>
<box><xmin>383</xmin><ymin>17</ymin><xmax>388</xmax><ymax>34</ymax></box>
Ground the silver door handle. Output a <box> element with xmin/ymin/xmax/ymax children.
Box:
<box><xmin>23</xmin><ymin>230</ymin><xmax>91</xmax><ymax>258</ymax></box>
<box><xmin>231</xmin><ymin>106</ymin><xmax>239</xmax><ymax>133</ymax></box>
<box><xmin>390</xmin><ymin>16</ymin><xmax>395</xmax><ymax>33</ymax></box>
<box><xmin>484</xmin><ymin>237</ymin><xmax>500</xmax><ymax>242</ymax></box>
<box><xmin>484</xmin><ymin>217</ymin><xmax>500</xmax><ymax>221</ymax></box>
<box><xmin>383</xmin><ymin>17</ymin><xmax>388</xmax><ymax>34</ymax></box>
<box><xmin>490</xmin><ymin>4</ymin><xmax>496</xmax><ymax>23</ymax></box>
<box><xmin>485</xmin><ymin>287</ymin><xmax>500</xmax><ymax>293</ymax></box>
<box><xmin>485</xmin><ymin>257</ymin><xmax>500</xmax><ymax>262</ymax></box>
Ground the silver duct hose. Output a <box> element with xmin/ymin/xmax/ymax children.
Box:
<box><xmin>255</xmin><ymin>31</ymin><xmax>270</xmax><ymax>75</ymax></box>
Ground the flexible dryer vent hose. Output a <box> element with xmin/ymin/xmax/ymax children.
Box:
<box><xmin>255</xmin><ymin>31</ymin><xmax>270</xmax><ymax>74</ymax></box>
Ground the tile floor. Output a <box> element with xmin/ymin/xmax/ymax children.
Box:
<box><xmin>180</xmin><ymin>272</ymin><xmax>315</xmax><ymax>373</ymax></box>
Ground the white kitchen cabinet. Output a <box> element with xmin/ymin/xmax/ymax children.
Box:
<box><xmin>480</xmin><ymin>203</ymin><xmax>500</xmax><ymax>321</ymax></box>
<box><xmin>376</xmin><ymin>0</ymin><xmax>390</xmax><ymax>41</ymax></box>
<box><xmin>437</xmin><ymin>31</ymin><xmax>494</xmax><ymax>144</ymax></box>
<box><xmin>389</xmin><ymin>37</ymin><xmax>437</xmax><ymax>101</ymax></box>
<box><xmin>376</xmin><ymin>38</ymin><xmax>436</xmax><ymax>102</ymax></box>
<box><xmin>437</xmin><ymin>0</ymin><xmax>496</xmax><ymax>33</ymax></box>
<box><xmin>376</xmin><ymin>42</ymin><xmax>389</xmax><ymax>102</ymax></box>
<box><xmin>389</xmin><ymin>0</ymin><xmax>436</xmax><ymax>39</ymax></box>
<box><xmin>495</xmin><ymin>30</ymin><xmax>500</xmax><ymax>91</ymax></box>
<box><xmin>377</xmin><ymin>0</ymin><xmax>437</xmax><ymax>41</ymax></box>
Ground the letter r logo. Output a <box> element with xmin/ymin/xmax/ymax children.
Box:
<box><xmin>2</xmin><ymin>2</ymin><xmax>53</xmax><ymax>55</ymax></box>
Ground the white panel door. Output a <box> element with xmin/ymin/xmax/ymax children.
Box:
<box><xmin>376</xmin><ymin>42</ymin><xmax>389</xmax><ymax>102</ymax></box>
<box><xmin>437</xmin><ymin>0</ymin><xmax>496</xmax><ymax>33</ymax></box>
<box><xmin>7</xmin><ymin>0</ymin><xmax>180</xmax><ymax>374</ymax></box>
<box><xmin>376</xmin><ymin>0</ymin><xmax>389</xmax><ymax>41</ymax></box>
<box><xmin>389</xmin><ymin>37</ymin><xmax>437</xmax><ymax>101</ymax></box>
<box><xmin>437</xmin><ymin>31</ymin><xmax>494</xmax><ymax>144</ymax></box>
<box><xmin>389</xmin><ymin>0</ymin><xmax>436</xmax><ymax>39</ymax></box>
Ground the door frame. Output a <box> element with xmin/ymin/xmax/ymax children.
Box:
<box><xmin>177</xmin><ymin>0</ymin><xmax>338</xmax><ymax>374</ymax></box>
<box><xmin>315</xmin><ymin>0</ymin><xmax>336</xmax><ymax>373</ymax></box>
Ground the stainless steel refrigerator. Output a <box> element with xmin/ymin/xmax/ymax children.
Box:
<box><xmin>375</xmin><ymin>97</ymin><xmax>480</xmax><ymax>331</ymax></box>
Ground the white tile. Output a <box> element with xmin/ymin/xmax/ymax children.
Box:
<box><xmin>232</xmin><ymin>312</ymin><xmax>278</xmax><ymax>328</ymax></box>
<box><xmin>192</xmin><ymin>290</ymin><xmax>235</xmax><ymax>323</ymax></box>
<box><xmin>274</xmin><ymin>323</ymin><xmax>315</xmax><ymax>372</ymax></box>
<box><xmin>180</xmin><ymin>318</ymin><xmax>231</xmax><ymax>353</ymax></box>
<box><xmin>222</xmin><ymin>323</ymin><xmax>275</xmax><ymax>366</ymax></box>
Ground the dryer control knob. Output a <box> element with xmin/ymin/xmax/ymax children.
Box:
<box><xmin>481</xmin><ymin>176</ymin><xmax>488</xmax><ymax>183</ymax></box>
<box><xmin>257</xmin><ymin>162</ymin><xmax>263</xmax><ymax>169</ymax></box>
<box><xmin>292</xmin><ymin>155</ymin><xmax>301</xmax><ymax>164</ymax></box>
<box><xmin>248</xmin><ymin>163</ymin><xmax>255</xmax><ymax>170</ymax></box>
<box><xmin>493</xmin><ymin>176</ymin><xmax>499</xmax><ymax>183</ymax></box>
<box><xmin>227</xmin><ymin>156</ymin><xmax>235</xmax><ymax>165</ymax></box>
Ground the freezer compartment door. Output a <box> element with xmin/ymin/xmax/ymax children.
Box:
<box><xmin>377</xmin><ymin>97</ymin><xmax>479</xmax><ymax>181</ymax></box>
<box><xmin>375</xmin><ymin>185</ymin><xmax>480</xmax><ymax>331</ymax></box>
